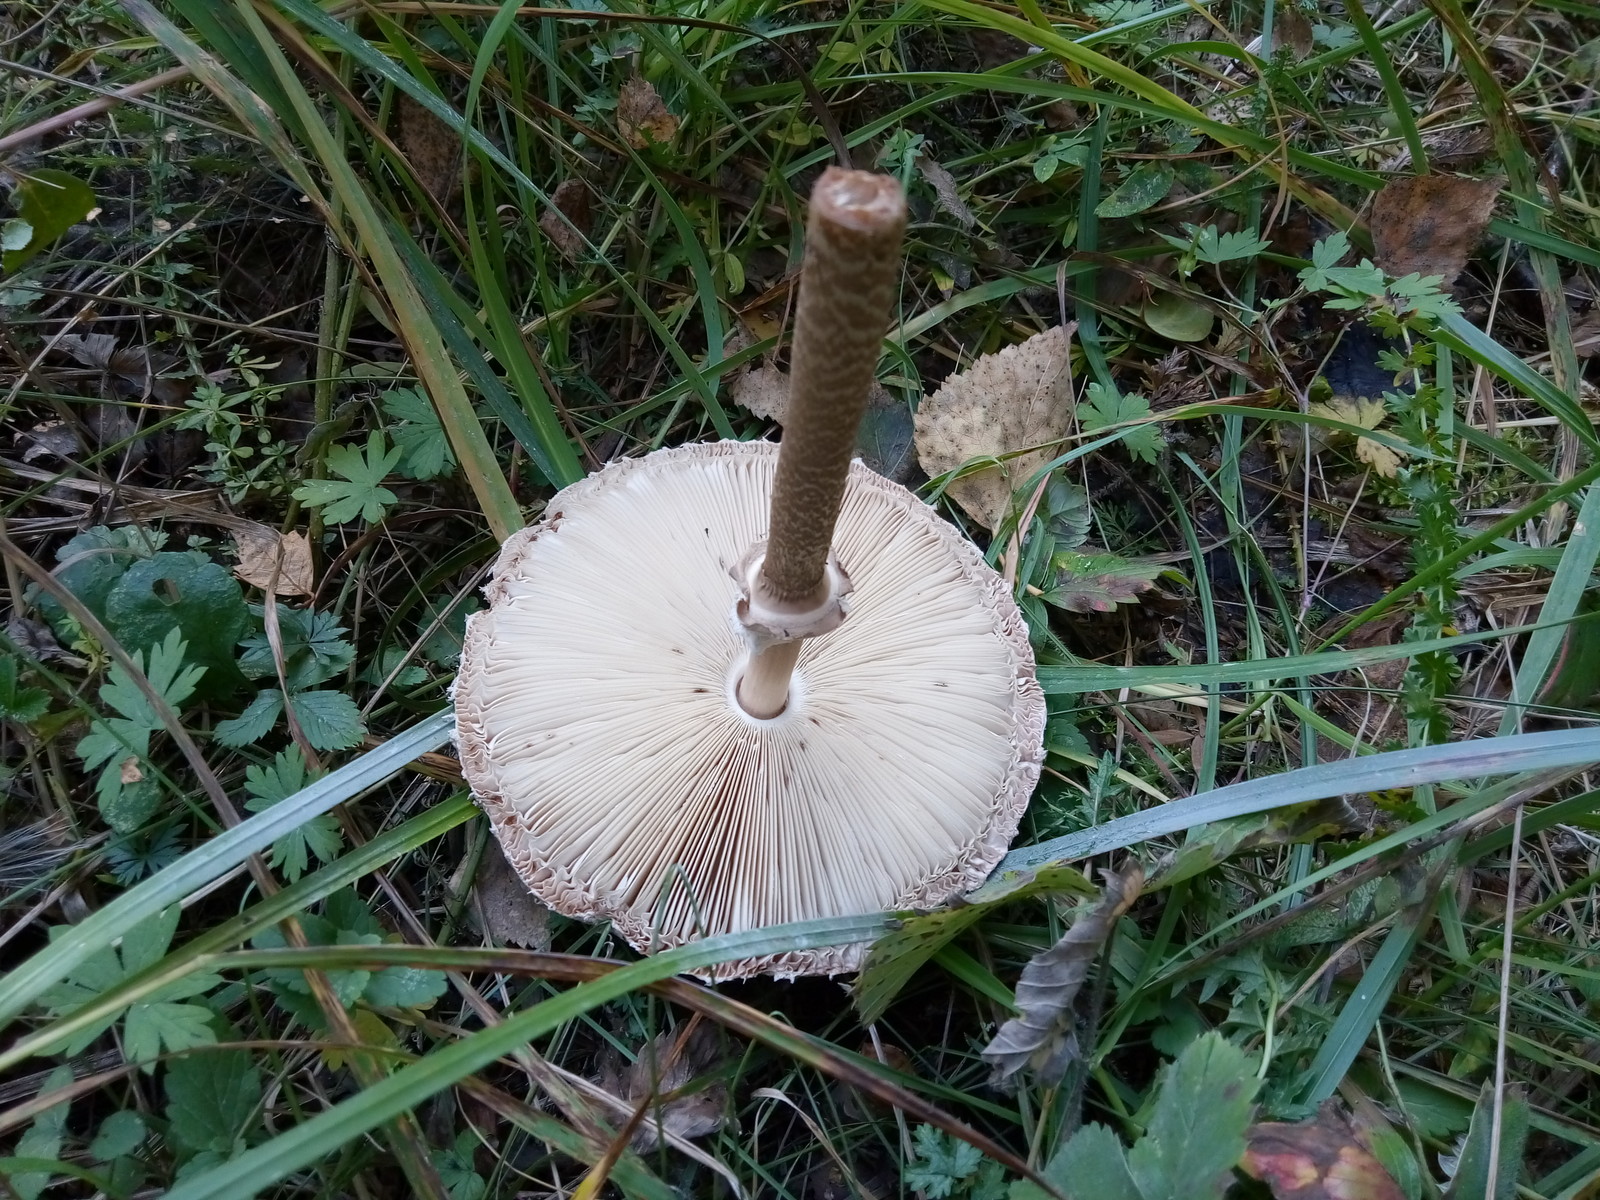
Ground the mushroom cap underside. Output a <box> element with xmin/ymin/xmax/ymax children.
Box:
<box><xmin>453</xmin><ymin>440</ymin><xmax>1044</xmax><ymax>978</ymax></box>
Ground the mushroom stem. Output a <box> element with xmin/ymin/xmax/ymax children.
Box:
<box><xmin>737</xmin><ymin>639</ymin><xmax>804</xmax><ymax>719</ymax></box>
<box><xmin>736</xmin><ymin>169</ymin><xmax>907</xmax><ymax>718</ymax></box>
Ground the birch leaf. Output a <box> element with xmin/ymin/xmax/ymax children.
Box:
<box><xmin>913</xmin><ymin>326</ymin><xmax>1074</xmax><ymax>529</ymax></box>
<box><xmin>981</xmin><ymin>863</ymin><xmax>1144</xmax><ymax>1086</ymax></box>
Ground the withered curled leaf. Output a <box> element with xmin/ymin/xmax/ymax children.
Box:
<box><xmin>982</xmin><ymin>862</ymin><xmax>1144</xmax><ymax>1086</ymax></box>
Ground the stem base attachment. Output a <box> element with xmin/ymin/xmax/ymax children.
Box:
<box><xmin>732</xmin><ymin>545</ymin><xmax>853</xmax><ymax>718</ymax></box>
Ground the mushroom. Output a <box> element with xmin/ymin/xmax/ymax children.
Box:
<box><xmin>454</xmin><ymin>169</ymin><xmax>1045</xmax><ymax>978</ymax></box>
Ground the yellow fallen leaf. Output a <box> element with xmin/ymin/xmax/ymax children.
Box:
<box><xmin>1310</xmin><ymin>396</ymin><xmax>1405</xmax><ymax>479</ymax></box>
<box><xmin>913</xmin><ymin>325</ymin><xmax>1075</xmax><ymax>529</ymax></box>
<box><xmin>1355</xmin><ymin>435</ymin><xmax>1403</xmax><ymax>478</ymax></box>
<box><xmin>234</xmin><ymin>527</ymin><xmax>314</xmax><ymax>596</ymax></box>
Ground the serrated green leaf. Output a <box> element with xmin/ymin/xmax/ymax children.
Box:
<box><xmin>40</xmin><ymin>904</ymin><xmax>219</xmax><ymax>1070</ymax></box>
<box><xmin>288</xmin><ymin>689</ymin><xmax>366</xmax><ymax>750</ymax></box>
<box><xmin>1445</xmin><ymin>1082</ymin><xmax>1529</xmax><ymax>1200</ymax></box>
<box><xmin>165</xmin><ymin>1047</ymin><xmax>263</xmax><ymax>1157</ymax></box>
<box><xmin>244</xmin><ymin>749</ymin><xmax>340</xmax><ymax>881</ymax></box>
<box><xmin>382</xmin><ymin>386</ymin><xmax>457</xmax><ymax>480</ymax></box>
<box><xmin>906</xmin><ymin>1125</ymin><xmax>986</xmax><ymax>1198</ymax></box>
<box><xmin>12</xmin><ymin>1065</ymin><xmax>71</xmax><ymax>1200</ymax></box>
<box><xmin>75</xmin><ymin>629</ymin><xmax>204</xmax><ymax>829</ymax></box>
<box><xmin>1125</xmin><ymin>1032</ymin><xmax>1259</xmax><ymax>1200</ymax></box>
<box><xmin>1038</xmin><ymin>1123</ymin><xmax>1139</xmax><ymax>1200</ymax></box>
<box><xmin>0</xmin><ymin>655</ymin><xmax>49</xmax><ymax>723</ymax></box>
<box><xmin>3</xmin><ymin>169</ymin><xmax>95</xmax><ymax>272</ymax></box>
<box><xmin>358</xmin><ymin>646</ymin><xmax>429</xmax><ymax>689</ymax></box>
<box><xmin>362</xmin><ymin>964</ymin><xmax>447</xmax><ymax>1009</ymax></box>
<box><xmin>1080</xmin><ymin>383</ymin><xmax>1165</xmax><ymax>464</ymax></box>
<box><xmin>1095</xmin><ymin>162</ymin><xmax>1174</xmax><ymax>218</ymax></box>
<box><xmin>214</xmin><ymin>689</ymin><xmax>285</xmax><ymax>748</ymax></box>
<box><xmin>325</xmin><ymin>887</ymin><xmax>383</xmax><ymax>937</ymax></box>
<box><xmin>237</xmin><ymin>606</ymin><xmax>354</xmax><ymax>691</ymax></box>
<box><xmin>434</xmin><ymin>1129</ymin><xmax>487</xmax><ymax>1200</ymax></box>
<box><xmin>120</xmin><ymin>898</ymin><xmax>181</xmax><ymax>973</ymax></box>
<box><xmin>1190</xmin><ymin>224</ymin><xmax>1271</xmax><ymax>265</ymax></box>
<box><xmin>123</xmin><ymin>1001</ymin><xmax>217</xmax><ymax>1066</ymax></box>
<box><xmin>293</xmin><ymin>431</ymin><xmax>402</xmax><ymax>524</ymax></box>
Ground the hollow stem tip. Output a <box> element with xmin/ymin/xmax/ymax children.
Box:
<box><xmin>758</xmin><ymin>168</ymin><xmax>907</xmax><ymax>608</ymax></box>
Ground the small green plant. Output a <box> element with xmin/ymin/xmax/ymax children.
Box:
<box><xmin>1013</xmin><ymin>1033</ymin><xmax>1261</xmax><ymax>1200</ymax></box>
<box><xmin>217</xmin><ymin>611</ymin><xmax>366</xmax><ymax>752</ymax></box>
<box><xmin>39</xmin><ymin>904</ymin><xmax>220</xmax><ymax>1069</ymax></box>
<box><xmin>75</xmin><ymin>628</ymin><xmax>204</xmax><ymax>832</ymax></box>
<box><xmin>292</xmin><ymin>431</ymin><xmax>404</xmax><ymax>525</ymax></box>
<box><xmin>243</xmin><ymin>748</ymin><xmax>340</xmax><ymax>881</ymax></box>
<box><xmin>906</xmin><ymin>1125</ymin><xmax>1007</xmax><ymax>1199</ymax></box>
<box><xmin>179</xmin><ymin>346</ymin><xmax>297</xmax><ymax>503</ymax></box>
<box><xmin>1080</xmin><ymin>382</ymin><xmax>1165</xmax><ymax>464</ymax></box>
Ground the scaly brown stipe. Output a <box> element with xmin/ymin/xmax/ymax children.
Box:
<box><xmin>757</xmin><ymin>169</ymin><xmax>907</xmax><ymax>608</ymax></box>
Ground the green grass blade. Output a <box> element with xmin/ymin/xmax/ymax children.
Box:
<box><xmin>1435</xmin><ymin>312</ymin><xmax>1596</xmax><ymax>450</ymax></box>
<box><xmin>998</xmin><ymin>729</ymin><xmax>1600</xmax><ymax>872</ymax></box>
<box><xmin>1038</xmin><ymin>611</ymin><xmax>1597</xmax><ymax>691</ymax></box>
<box><xmin>1299</xmin><ymin>912</ymin><xmax>1433</xmax><ymax>1103</ymax></box>
<box><xmin>0</xmin><ymin>795</ymin><xmax>474</xmax><ymax>1072</ymax></box>
<box><xmin>1500</xmin><ymin>483</ymin><xmax>1600</xmax><ymax>734</ymax></box>
<box><xmin>163</xmin><ymin>914</ymin><xmax>891</xmax><ymax>1200</ymax></box>
<box><xmin>0</xmin><ymin>711</ymin><xmax>453</xmax><ymax>1031</ymax></box>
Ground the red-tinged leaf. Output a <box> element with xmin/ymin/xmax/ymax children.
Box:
<box><xmin>1042</xmin><ymin>550</ymin><xmax>1163</xmax><ymax>613</ymax></box>
<box><xmin>1242</xmin><ymin>1106</ymin><xmax>1407</xmax><ymax>1200</ymax></box>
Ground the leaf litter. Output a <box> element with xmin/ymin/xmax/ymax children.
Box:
<box><xmin>913</xmin><ymin>324</ymin><xmax>1075</xmax><ymax>529</ymax></box>
<box><xmin>982</xmin><ymin>862</ymin><xmax>1144</xmax><ymax>1087</ymax></box>
<box><xmin>1369</xmin><ymin>173</ymin><xmax>1502</xmax><ymax>287</ymax></box>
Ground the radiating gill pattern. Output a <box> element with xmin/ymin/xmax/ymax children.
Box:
<box><xmin>455</xmin><ymin>442</ymin><xmax>1043</xmax><ymax>970</ymax></box>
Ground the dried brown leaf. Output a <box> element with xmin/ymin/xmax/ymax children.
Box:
<box><xmin>538</xmin><ymin>178</ymin><xmax>591</xmax><ymax>261</ymax></box>
<box><xmin>1572</xmin><ymin>309</ymin><xmax>1600</xmax><ymax>359</ymax></box>
<box><xmin>1310</xmin><ymin>397</ymin><xmax>1404</xmax><ymax>479</ymax></box>
<box><xmin>463</xmin><ymin>845</ymin><xmax>551</xmax><ymax>951</ymax></box>
<box><xmin>1379</xmin><ymin>126</ymin><xmax>1493</xmax><ymax>173</ymax></box>
<box><xmin>728</xmin><ymin>364</ymin><xmax>792</xmax><ymax>424</ymax></box>
<box><xmin>598</xmin><ymin>1025</ymin><xmax>727</xmax><ymax>1151</ymax></box>
<box><xmin>1043</xmin><ymin>550</ymin><xmax>1162</xmax><ymax>613</ymax></box>
<box><xmin>617</xmin><ymin>76</ymin><xmax>678</xmax><ymax>149</ymax></box>
<box><xmin>396</xmin><ymin>94</ymin><xmax>462</xmax><ymax>206</ymax></box>
<box><xmin>981</xmin><ymin>863</ymin><xmax>1144</xmax><ymax>1086</ymax></box>
<box><xmin>53</xmin><ymin>332</ymin><xmax>118</xmax><ymax>368</ymax></box>
<box><xmin>1370</xmin><ymin>174</ymin><xmax>1502</xmax><ymax>285</ymax></box>
<box><xmin>1275</xmin><ymin>7</ymin><xmax>1314</xmax><ymax>58</ymax></box>
<box><xmin>18</xmin><ymin>420</ymin><xmax>80</xmax><ymax>464</ymax></box>
<box><xmin>1242</xmin><ymin>1106</ymin><xmax>1406</xmax><ymax>1200</ymax></box>
<box><xmin>729</xmin><ymin>365</ymin><xmax>912</xmax><ymax>479</ymax></box>
<box><xmin>917</xmin><ymin>156</ymin><xmax>977</xmax><ymax>228</ymax></box>
<box><xmin>233</xmin><ymin>527</ymin><xmax>314</xmax><ymax>597</ymax></box>
<box><xmin>913</xmin><ymin>325</ymin><xmax>1074</xmax><ymax>529</ymax></box>
<box><xmin>53</xmin><ymin>334</ymin><xmax>191</xmax><ymax>404</ymax></box>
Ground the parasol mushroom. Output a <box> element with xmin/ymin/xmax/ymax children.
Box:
<box><xmin>454</xmin><ymin>168</ymin><xmax>1045</xmax><ymax>978</ymax></box>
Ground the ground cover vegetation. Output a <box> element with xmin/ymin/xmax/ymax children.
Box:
<box><xmin>1</xmin><ymin>0</ymin><xmax>1598</xmax><ymax>1196</ymax></box>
